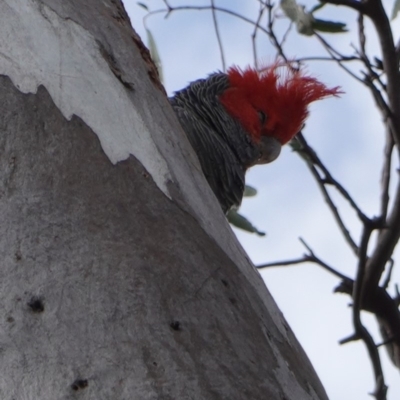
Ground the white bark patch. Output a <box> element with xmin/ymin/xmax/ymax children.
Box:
<box><xmin>0</xmin><ymin>0</ymin><xmax>171</xmax><ymax>196</ymax></box>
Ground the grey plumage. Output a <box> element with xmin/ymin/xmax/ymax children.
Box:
<box><xmin>170</xmin><ymin>73</ymin><xmax>280</xmax><ymax>213</ymax></box>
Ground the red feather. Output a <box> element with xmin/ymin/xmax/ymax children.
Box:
<box><xmin>219</xmin><ymin>65</ymin><xmax>342</xmax><ymax>144</ymax></box>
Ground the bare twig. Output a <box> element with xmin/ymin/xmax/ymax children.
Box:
<box><xmin>365</xmin><ymin>0</ymin><xmax>400</xmax><ymax>146</ymax></box>
<box><xmin>322</xmin><ymin>0</ymin><xmax>366</xmax><ymax>11</ymax></box>
<box><xmin>380</xmin><ymin>130</ymin><xmax>394</xmax><ymax>221</ymax></box>
<box><xmin>295</xmin><ymin>55</ymin><xmax>360</xmax><ymax>63</ymax></box>
<box><xmin>297</xmin><ymin>133</ymin><xmax>368</xmax><ymax>221</ymax></box>
<box><xmin>294</xmin><ymin>133</ymin><xmax>365</xmax><ymax>254</ymax></box>
<box><xmin>364</xmin><ymin>179</ymin><xmax>400</xmax><ymax>297</ymax></box>
<box><xmin>265</xmin><ymin>0</ymin><xmax>288</xmax><ymax>62</ymax></box>
<box><xmin>357</xmin><ymin>14</ymin><xmax>387</xmax><ymax>94</ymax></box>
<box><xmin>144</xmin><ymin>5</ymin><xmax>272</xmax><ymax>37</ymax></box>
<box><xmin>251</xmin><ymin>2</ymin><xmax>268</xmax><ymax>69</ymax></box>
<box><xmin>258</xmin><ymin>238</ymin><xmax>352</xmax><ymax>282</ymax></box>
<box><xmin>381</xmin><ymin>259</ymin><xmax>394</xmax><ymax>289</ymax></box>
<box><xmin>362</xmin><ymin>74</ymin><xmax>392</xmax><ymax>121</ymax></box>
<box><xmin>210</xmin><ymin>0</ymin><xmax>226</xmax><ymax>72</ymax></box>
<box><xmin>315</xmin><ymin>33</ymin><xmax>365</xmax><ymax>84</ymax></box>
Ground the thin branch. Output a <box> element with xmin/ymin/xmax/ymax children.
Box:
<box><xmin>353</xmin><ymin>224</ymin><xmax>387</xmax><ymax>399</ymax></box>
<box><xmin>358</xmin><ymin>0</ymin><xmax>400</xmax><ymax>300</ymax></box>
<box><xmin>336</xmin><ymin>279</ymin><xmax>400</xmax><ymax>370</ymax></box>
<box><xmin>362</xmin><ymin>74</ymin><xmax>392</xmax><ymax>121</ymax></box>
<box><xmin>366</xmin><ymin>0</ymin><xmax>400</xmax><ymax>126</ymax></box>
<box><xmin>381</xmin><ymin>259</ymin><xmax>394</xmax><ymax>289</ymax></box>
<box><xmin>294</xmin><ymin>134</ymin><xmax>360</xmax><ymax>254</ymax></box>
<box><xmin>380</xmin><ymin>129</ymin><xmax>394</xmax><ymax>220</ymax></box>
<box><xmin>258</xmin><ymin>238</ymin><xmax>352</xmax><ymax>282</ymax></box>
<box><xmin>280</xmin><ymin>21</ymin><xmax>293</xmax><ymax>49</ymax></box>
<box><xmin>300</xmin><ymin>238</ymin><xmax>353</xmax><ymax>281</ymax></box>
<box><xmin>356</xmin><ymin>14</ymin><xmax>387</xmax><ymax>94</ymax></box>
<box><xmin>315</xmin><ymin>33</ymin><xmax>365</xmax><ymax>84</ymax></box>
<box><xmin>365</xmin><ymin>179</ymin><xmax>400</xmax><ymax>298</ymax></box>
<box><xmin>257</xmin><ymin>257</ymin><xmax>310</xmax><ymax>268</ymax></box>
<box><xmin>356</xmin><ymin>12</ymin><xmax>394</xmax><ymax>228</ymax></box>
<box><xmin>297</xmin><ymin>133</ymin><xmax>368</xmax><ymax>222</ymax></box>
<box><xmin>265</xmin><ymin>0</ymin><xmax>288</xmax><ymax>62</ymax></box>
<box><xmin>295</xmin><ymin>55</ymin><xmax>360</xmax><ymax>63</ymax></box>
<box><xmin>251</xmin><ymin>2</ymin><xmax>268</xmax><ymax>69</ymax></box>
<box><xmin>323</xmin><ymin>0</ymin><xmax>366</xmax><ymax>11</ymax></box>
<box><xmin>210</xmin><ymin>0</ymin><xmax>226</xmax><ymax>72</ymax></box>
<box><xmin>144</xmin><ymin>5</ymin><xmax>272</xmax><ymax>37</ymax></box>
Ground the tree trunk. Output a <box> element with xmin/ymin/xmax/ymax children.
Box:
<box><xmin>0</xmin><ymin>0</ymin><xmax>328</xmax><ymax>399</ymax></box>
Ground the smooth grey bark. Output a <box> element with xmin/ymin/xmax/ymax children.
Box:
<box><xmin>0</xmin><ymin>0</ymin><xmax>328</xmax><ymax>399</ymax></box>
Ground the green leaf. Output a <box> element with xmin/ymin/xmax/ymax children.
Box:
<box><xmin>281</xmin><ymin>0</ymin><xmax>346</xmax><ymax>36</ymax></box>
<box><xmin>243</xmin><ymin>185</ymin><xmax>257</xmax><ymax>197</ymax></box>
<box><xmin>281</xmin><ymin>0</ymin><xmax>302</xmax><ymax>22</ymax></box>
<box><xmin>146</xmin><ymin>28</ymin><xmax>164</xmax><ymax>84</ymax></box>
<box><xmin>137</xmin><ymin>2</ymin><xmax>148</xmax><ymax>11</ymax></box>
<box><xmin>227</xmin><ymin>210</ymin><xmax>266</xmax><ymax>236</ymax></box>
<box><xmin>281</xmin><ymin>0</ymin><xmax>314</xmax><ymax>36</ymax></box>
<box><xmin>392</xmin><ymin>0</ymin><xmax>400</xmax><ymax>19</ymax></box>
<box><xmin>312</xmin><ymin>18</ymin><xmax>347</xmax><ymax>33</ymax></box>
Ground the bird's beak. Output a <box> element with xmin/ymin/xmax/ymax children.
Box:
<box><xmin>257</xmin><ymin>136</ymin><xmax>281</xmax><ymax>164</ymax></box>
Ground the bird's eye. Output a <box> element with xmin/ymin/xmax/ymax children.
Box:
<box><xmin>258</xmin><ymin>110</ymin><xmax>267</xmax><ymax>125</ymax></box>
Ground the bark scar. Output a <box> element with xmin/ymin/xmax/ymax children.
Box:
<box><xmin>97</xmin><ymin>40</ymin><xmax>135</xmax><ymax>90</ymax></box>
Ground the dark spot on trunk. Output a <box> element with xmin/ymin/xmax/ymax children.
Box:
<box><xmin>27</xmin><ymin>296</ymin><xmax>44</xmax><ymax>313</ymax></box>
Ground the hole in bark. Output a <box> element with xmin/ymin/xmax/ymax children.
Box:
<box><xmin>170</xmin><ymin>320</ymin><xmax>181</xmax><ymax>331</ymax></box>
<box><xmin>229</xmin><ymin>297</ymin><xmax>237</xmax><ymax>305</ymax></box>
<box><xmin>71</xmin><ymin>379</ymin><xmax>88</xmax><ymax>391</ymax></box>
<box><xmin>221</xmin><ymin>279</ymin><xmax>229</xmax><ymax>287</ymax></box>
<box><xmin>27</xmin><ymin>296</ymin><xmax>44</xmax><ymax>313</ymax></box>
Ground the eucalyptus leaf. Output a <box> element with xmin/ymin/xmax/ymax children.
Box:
<box><xmin>243</xmin><ymin>185</ymin><xmax>257</xmax><ymax>197</ymax></box>
<box><xmin>312</xmin><ymin>18</ymin><xmax>347</xmax><ymax>33</ymax></box>
<box><xmin>281</xmin><ymin>0</ymin><xmax>346</xmax><ymax>36</ymax></box>
<box><xmin>137</xmin><ymin>2</ymin><xmax>148</xmax><ymax>11</ymax></box>
<box><xmin>392</xmin><ymin>0</ymin><xmax>400</xmax><ymax>19</ymax></box>
<box><xmin>227</xmin><ymin>210</ymin><xmax>266</xmax><ymax>236</ymax></box>
<box><xmin>146</xmin><ymin>28</ymin><xmax>164</xmax><ymax>84</ymax></box>
<box><xmin>281</xmin><ymin>0</ymin><xmax>314</xmax><ymax>36</ymax></box>
<box><xmin>280</xmin><ymin>0</ymin><xmax>302</xmax><ymax>22</ymax></box>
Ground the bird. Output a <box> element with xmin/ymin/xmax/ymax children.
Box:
<box><xmin>170</xmin><ymin>64</ymin><xmax>341</xmax><ymax>213</ymax></box>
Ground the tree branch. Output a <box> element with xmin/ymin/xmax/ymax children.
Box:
<box><xmin>294</xmin><ymin>133</ymin><xmax>368</xmax><ymax>254</ymax></box>
<box><xmin>365</xmin><ymin>0</ymin><xmax>400</xmax><ymax>146</ymax></box>
<box><xmin>352</xmin><ymin>224</ymin><xmax>387</xmax><ymax>400</ymax></box>
<box><xmin>380</xmin><ymin>130</ymin><xmax>394</xmax><ymax>221</ymax></box>
<box><xmin>210</xmin><ymin>0</ymin><xmax>226</xmax><ymax>72</ymax></box>
<box><xmin>251</xmin><ymin>2</ymin><xmax>268</xmax><ymax>69</ymax></box>
<box><xmin>258</xmin><ymin>238</ymin><xmax>352</xmax><ymax>282</ymax></box>
<box><xmin>322</xmin><ymin>0</ymin><xmax>366</xmax><ymax>12</ymax></box>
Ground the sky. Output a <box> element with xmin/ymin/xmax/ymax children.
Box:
<box><xmin>124</xmin><ymin>1</ymin><xmax>400</xmax><ymax>398</ymax></box>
